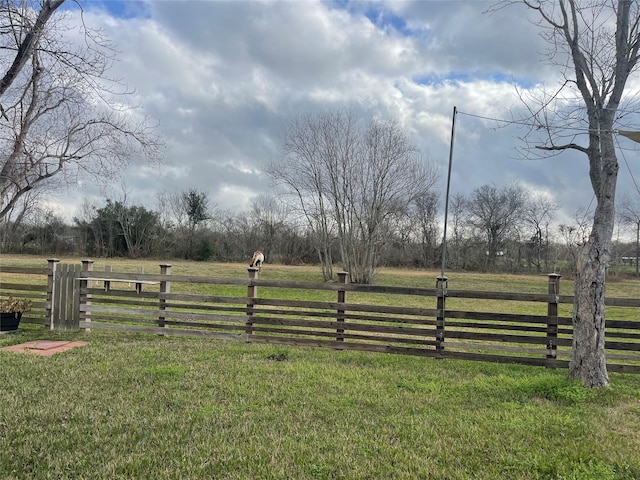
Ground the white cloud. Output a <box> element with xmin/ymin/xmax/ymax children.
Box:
<box><xmin>48</xmin><ymin>0</ymin><xmax>640</xmax><ymax>236</ymax></box>
<box><xmin>213</xmin><ymin>184</ymin><xmax>259</xmax><ymax>212</ymax></box>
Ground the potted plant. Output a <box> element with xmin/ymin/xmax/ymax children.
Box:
<box><xmin>0</xmin><ymin>297</ymin><xmax>32</xmax><ymax>332</ymax></box>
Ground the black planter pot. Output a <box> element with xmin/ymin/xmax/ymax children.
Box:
<box><xmin>0</xmin><ymin>312</ymin><xmax>22</xmax><ymax>332</ymax></box>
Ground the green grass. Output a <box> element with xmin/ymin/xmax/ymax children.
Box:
<box><xmin>1</xmin><ymin>325</ymin><xmax>640</xmax><ymax>479</ymax></box>
<box><xmin>1</xmin><ymin>255</ymin><xmax>640</xmax><ymax>478</ymax></box>
<box><xmin>2</xmin><ymin>254</ymin><xmax>638</xmax><ymax>338</ymax></box>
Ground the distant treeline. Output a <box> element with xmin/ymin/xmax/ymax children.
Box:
<box><xmin>1</xmin><ymin>189</ymin><xmax>638</xmax><ymax>279</ymax></box>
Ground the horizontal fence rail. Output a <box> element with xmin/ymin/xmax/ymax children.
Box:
<box><xmin>1</xmin><ymin>260</ymin><xmax>639</xmax><ymax>373</ymax></box>
<box><xmin>0</xmin><ymin>264</ymin><xmax>50</xmax><ymax>328</ymax></box>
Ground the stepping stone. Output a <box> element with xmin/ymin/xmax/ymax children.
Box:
<box><xmin>1</xmin><ymin>340</ymin><xmax>88</xmax><ymax>356</ymax></box>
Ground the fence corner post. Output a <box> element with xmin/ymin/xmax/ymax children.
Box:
<box><xmin>546</xmin><ymin>273</ymin><xmax>561</xmax><ymax>362</ymax></box>
<box><xmin>336</xmin><ymin>271</ymin><xmax>348</xmax><ymax>343</ymax></box>
<box><xmin>46</xmin><ymin>258</ymin><xmax>59</xmax><ymax>330</ymax></box>
<box><xmin>436</xmin><ymin>276</ymin><xmax>448</xmax><ymax>358</ymax></box>
<box><xmin>246</xmin><ymin>267</ymin><xmax>259</xmax><ymax>341</ymax></box>
<box><xmin>159</xmin><ymin>264</ymin><xmax>172</xmax><ymax>334</ymax></box>
<box><xmin>79</xmin><ymin>259</ymin><xmax>94</xmax><ymax>332</ymax></box>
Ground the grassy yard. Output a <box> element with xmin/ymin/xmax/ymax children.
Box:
<box><xmin>0</xmin><ymin>325</ymin><xmax>639</xmax><ymax>479</ymax></box>
<box><xmin>1</xmin><ymin>255</ymin><xmax>640</xmax><ymax>479</ymax></box>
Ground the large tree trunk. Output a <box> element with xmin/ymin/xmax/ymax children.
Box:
<box><xmin>636</xmin><ymin>222</ymin><xmax>640</xmax><ymax>277</ymax></box>
<box><xmin>507</xmin><ymin>0</ymin><xmax>637</xmax><ymax>387</ymax></box>
<box><xmin>319</xmin><ymin>249</ymin><xmax>333</xmax><ymax>281</ymax></box>
<box><xmin>569</xmin><ymin>133</ymin><xmax>618</xmax><ymax>388</ymax></box>
<box><xmin>570</xmin><ymin>237</ymin><xmax>610</xmax><ymax>387</ymax></box>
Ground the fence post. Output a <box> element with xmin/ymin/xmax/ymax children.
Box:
<box><xmin>159</xmin><ymin>264</ymin><xmax>171</xmax><ymax>333</ymax></box>
<box><xmin>247</xmin><ymin>267</ymin><xmax>259</xmax><ymax>341</ymax></box>
<box><xmin>546</xmin><ymin>273</ymin><xmax>561</xmax><ymax>361</ymax></box>
<box><xmin>337</xmin><ymin>271</ymin><xmax>348</xmax><ymax>342</ymax></box>
<box><xmin>79</xmin><ymin>259</ymin><xmax>94</xmax><ymax>331</ymax></box>
<box><xmin>436</xmin><ymin>276</ymin><xmax>447</xmax><ymax>357</ymax></box>
<box><xmin>136</xmin><ymin>267</ymin><xmax>144</xmax><ymax>294</ymax></box>
<box><xmin>46</xmin><ymin>258</ymin><xmax>59</xmax><ymax>330</ymax></box>
<box><xmin>102</xmin><ymin>265</ymin><xmax>112</xmax><ymax>292</ymax></box>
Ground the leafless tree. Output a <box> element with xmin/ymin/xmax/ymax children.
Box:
<box><xmin>619</xmin><ymin>193</ymin><xmax>640</xmax><ymax>275</ymax></box>
<box><xmin>448</xmin><ymin>193</ymin><xmax>469</xmax><ymax>270</ymax></box>
<box><xmin>0</xmin><ymin>186</ymin><xmax>38</xmax><ymax>246</ymax></box>
<box><xmin>557</xmin><ymin>207</ymin><xmax>592</xmax><ymax>270</ymax></box>
<box><xmin>465</xmin><ymin>183</ymin><xmax>526</xmax><ymax>269</ymax></box>
<box><xmin>412</xmin><ymin>191</ymin><xmax>440</xmax><ymax>268</ymax></box>
<box><xmin>493</xmin><ymin>0</ymin><xmax>640</xmax><ymax>387</ymax></box>
<box><xmin>0</xmin><ymin>0</ymin><xmax>162</xmax><ymax>222</ymax></box>
<box><xmin>523</xmin><ymin>193</ymin><xmax>559</xmax><ymax>272</ymax></box>
<box><xmin>0</xmin><ymin>0</ymin><xmax>64</xmax><ymax>98</ymax></box>
<box><xmin>268</xmin><ymin>109</ymin><xmax>439</xmax><ymax>283</ymax></box>
<box><xmin>72</xmin><ymin>196</ymin><xmax>96</xmax><ymax>253</ymax></box>
<box><xmin>266</xmin><ymin>111</ymin><xmax>344</xmax><ymax>280</ymax></box>
<box><xmin>250</xmin><ymin>194</ymin><xmax>291</xmax><ymax>262</ymax></box>
<box><xmin>109</xmin><ymin>186</ymin><xmax>160</xmax><ymax>259</ymax></box>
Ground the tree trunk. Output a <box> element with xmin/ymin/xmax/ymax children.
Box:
<box><xmin>0</xmin><ymin>1</ymin><xmax>66</xmax><ymax>98</ymax></box>
<box><xmin>569</xmin><ymin>133</ymin><xmax>617</xmax><ymax>388</ymax></box>
<box><xmin>569</xmin><ymin>237</ymin><xmax>610</xmax><ymax>387</ymax></box>
<box><xmin>636</xmin><ymin>222</ymin><xmax>640</xmax><ymax>277</ymax></box>
<box><xmin>317</xmin><ymin>246</ymin><xmax>333</xmax><ymax>281</ymax></box>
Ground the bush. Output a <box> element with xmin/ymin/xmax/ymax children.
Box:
<box><xmin>194</xmin><ymin>239</ymin><xmax>214</xmax><ymax>261</ymax></box>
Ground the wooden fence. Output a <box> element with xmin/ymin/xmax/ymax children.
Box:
<box><xmin>2</xmin><ymin>259</ymin><xmax>640</xmax><ymax>373</ymax></box>
<box><xmin>0</xmin><ymin>260</ymin><xmax>53</xmax><ymax>328</ymax></box>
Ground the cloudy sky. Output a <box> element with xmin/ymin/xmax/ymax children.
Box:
<box><xmin>54</xmin><ymin>0</ymin><xmax>640</xmax><ymax>234</ymax></box>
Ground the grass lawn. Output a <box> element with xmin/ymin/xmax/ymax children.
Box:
<box><xmin>1</xmin><ymin>325</ymin><xmax>640</xmax><ymax>480</ymax></box>
<box><xmin>1</xmin><ymin>255</ymin><xmax>640</xmax><ymax>479</ymax></box>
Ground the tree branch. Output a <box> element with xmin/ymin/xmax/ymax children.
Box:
<box><xmin>0</xmin><ymin>0</ymin><xmax>65</xmax><ymax>98</ymax></box>
<box><xmin>535</xmin><ymin>143</ymin><xmax>588</xmax><ymax>153</ymax></box>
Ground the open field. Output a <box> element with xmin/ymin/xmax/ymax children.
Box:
<box><xmin>1</xmin><ymin>255</ymin><xmax>640</xmax><ymax>478</ymax></box>
<box><xmin>2</xmin><ymin>253</ymin><xmax>639</xmax><ymax>292</ymax></box>
<box><xmin>3</xmin><ymin>254</ymin><xmax>639</xmax><ymax>320</ymax></box>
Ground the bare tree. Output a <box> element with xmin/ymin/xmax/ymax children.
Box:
<box><xmin>268</xmin><ymin>109</ymin><xmax>439</xmax><ymax>284</ymax></box>
<box><xmin>72</xmin><ymin>196</ymin><xmax>97</xmax><ymax>253</ymax></box>
<box><xmin>250</xmin><ymin>194</ymin><xmax>290</xmax><ymax>262</ymax></box>
<box><xmin>0</xmin><ymin>0</ymin><xmax>162</xmax><ymax>222</ymax></box>
<box><xmin>494</xmin><ymin>0</ymin><xmax>640</xmax><ymax>387</ymax></box>
<box><xmin>447</xmin><ymin>193</ymin><xmax>469</xmax><ymax>270</ymax></box>
<box><xmin>523</xmin><ymin>193</ymin><xmax>559</xmax><ymax>272</ymax></box>
<box><xmin>17</xmin><ymin>203</ymin><xmax>63</xmax><ymax>254</ymax></box>
<box><xmin>412</xmin><ymin>190</ymin><xmax>440</xmax><ymax>268</ymax></box>
<box><xmin>465</xmin><ymin>183</ymin><xmax>526</xmax><ymax>269</ymax></box>
<box><xmin>266</xmin><ymin>111</ymin><xmax>343</xmax><ymax>280</ymax></box>
<box><xmin>112</xmin><ymin>187</ymin><xmax>160</xmax><ymax>259</ymax></box>
<box><xmin>0</xmin><ymin>186</ymin><xmax>38</xmax><ymax>248</ymax></box>
<box><xmin>619</xmin><ymin>193</ymin><xmax>640</xmax><ymax>275</ymax></box>
<box><xmin>0</xmin><ymin>0</ymin><xmax>64</xmax><ymax>98</ymax></box>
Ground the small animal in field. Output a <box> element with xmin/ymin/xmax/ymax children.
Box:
<box><xmin>249</xmin><ymin>250</ymin><xmax>265</xmax><ymax>271</ymax></box>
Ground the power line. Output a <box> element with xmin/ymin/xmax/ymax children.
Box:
<box><xmin>615</xmin><ymin>135</ymin><xmax>640</xmax><ymax>197</ymax></box>
<box><xmin>456</xmin><ymin>109</ymin><xmax>622</xmax><ymax>135</ymax></box>
<box><xmin>456</xmin><ymin>110</ymin><xmax>540</xmax><ymax>128</ymax></box>
<box><xmin>457</xmin><ymin>107</ymin><xmax>640</xmax><ymax>203</ymax></box>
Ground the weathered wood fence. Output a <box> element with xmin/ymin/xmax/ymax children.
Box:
<box><xmin>2</xmin><ymin>259</ymin><xmax>640</xmax><ymax>373</ymax></box>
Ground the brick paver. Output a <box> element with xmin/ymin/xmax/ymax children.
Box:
<box><xmin>1</xmin><ymin>340</ymin><xmax>88</xmax><ymax>356</ymax></box>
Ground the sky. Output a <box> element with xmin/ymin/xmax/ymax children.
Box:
<box><xmin>51</xmin><ymin>0</ymin><xmax>640</xmax><ymax>237</ymax></box>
